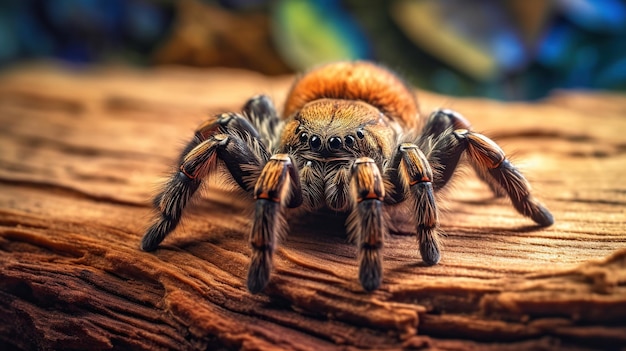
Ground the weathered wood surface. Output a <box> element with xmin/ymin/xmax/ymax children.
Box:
<box><xmin>0</xmin><ymin>63</ymin><xmax>625</xmax><ymax>350</ymax></box>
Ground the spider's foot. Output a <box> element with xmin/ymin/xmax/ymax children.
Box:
<box><xmin>420</xmin><ymin>244</ymin><xmax>441</xmax><ymax>266</ymax></box>
<box><xmin>529</xmin><ymin>202</ymin><xmax>554</xmax><ymax>227</ymax></box>
<box><xmin>141</xmin><ymin>218</ymin><xmax>179</xmax><ymax>252</ymax></box>
<box><xmin>247</xmin><ymin>250</ymin><xmax>272</xmax><ymax>294</ymax></box>
<box><xmin>418</xmin><ymin>227</ymin><xmax>441</xmax><ymax>265</ymax></box>
<box><xmin>140</xmin><ymin>233</ymin><xmax>159</xmax><ymax>252</ymax></box>
<box><xmin>359</xmin><ymin>248</ymin><xmax>382</xmax><ymax>292</ymax></box>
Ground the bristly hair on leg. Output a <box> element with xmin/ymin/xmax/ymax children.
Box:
<box><xmin>247</xmin><ymin>198</ymin><xmax>287</xmax><ymax>293</ymax></box>
<box><xmin>348</xmin><ymin>157</ymin><xmax>388</xmax><ymax>291</ymax></box>
<box><xmin>246</xmin><ymin>153</ymin><xmax>301</xmax><ymax>293</ymax></box>
<box><xmin>142</xmin><ymin>171</ymin><xmax>202</xmax><ymax>251</ymax></box>
<box><xmin>411</xmin><ymin>182</ymin><xmax>441</xmax><ymax>265</ymax></box>
<box><xmin>347</xmin><ymin>198</ymin><xmax>388</xmax><ymax>292</ymax></box>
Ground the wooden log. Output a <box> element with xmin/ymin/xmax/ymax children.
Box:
<box><xmin>0</xmin><ymin>63</ymin><xmax>625</xmax><ymax>350</ymax></box>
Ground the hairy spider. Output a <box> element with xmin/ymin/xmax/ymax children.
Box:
<box><xmin>141</xmin><ymin>61</ymin><xmax>554</xmax><ymax>293</ymax></box>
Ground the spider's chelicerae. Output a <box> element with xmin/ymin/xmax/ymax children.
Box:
<box><xmin>141</xmin><ymin>61</ymin><xmax>554</xmax><ymax>293</ymax></box>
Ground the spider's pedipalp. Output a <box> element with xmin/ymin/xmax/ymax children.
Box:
<box><xmin>349</xmin><ymin>157</ymin><xmax>386</xmax><ymax>291</ymax></box>
<box><xmin>248</xmin><ymin>154</ymin><xmax>302</xmax><ymax>293</ymax></box>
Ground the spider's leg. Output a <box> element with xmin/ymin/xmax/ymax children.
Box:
<box><xmin>417</xmin><ymin>109</ymin><xmax>472</xmax><ymax>191</ymax></box>
<box><xmin>456</xmin><ymin>129</ymin><xmax>553</xmax><ymax>226</ymax></box>
<box><xmin>142</xmin><ymin>135</ymin><xmax>221</xmax><ymax>251</ymax></box>
<box><xmin>142</xmin><ymin>113</ymin><xmax>268</xmax><ymax>252</ymax></box>
<box><xmin>418</xmin><ymin>109</ymin><xmax>472</xmax><ymax>141</ymax></box>
<box><xmin>428</xmin><ymin>122</ymin><xmax>554</xmax><ymax>226</ymax></box>
<box><xmin>417</xmin><ymin>109</ymin><xmax>504</xmax><ymax>196</ymax></box>
<box><xmin>175</xmin><ymin>112</ymin><xmax>262</xmax><ymax>166</ymax></box>
<box><xmin>248</xmin><ymin>154</ymin><xmax>302</xmax><ymax>293</ymax></box>
<box><xmin>349</xmin><ymin>157</ymin><xmax>387</xmax><ymax>292</ymax></box>
<box><xmin>242</xmin><ymin>94</ymin><xmax>282</xmax><ymax>148</ymax></box>
<box><xmin>387</xmin><ymin>144</ymin><xmax>440</xmax><ymax>265</ymax></box>
<box><xmin>243</xmin><ymin>94</ymin><xmax>279</xmax><ymax>128</ymax></box>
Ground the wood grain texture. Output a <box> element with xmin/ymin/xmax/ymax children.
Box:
<box><xmin>0</xmin><ymin>64</ymin><xmax>625</xmax><ymax>350</ymax></box>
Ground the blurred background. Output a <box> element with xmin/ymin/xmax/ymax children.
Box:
<box><xmin>0</xmin><ymin>0</ymin><xmax>625</xmax><ymax>100</ymax></box>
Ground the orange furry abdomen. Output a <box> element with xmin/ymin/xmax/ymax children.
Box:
<box><xmin>283</xmin><ymin>61</ymin><xmax>420</xmax><ymax>129</ymax></box>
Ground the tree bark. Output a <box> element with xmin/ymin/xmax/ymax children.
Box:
<box><xmin>0</xmin><ymin>64</ymin><xmax>625</xmax><ymax>350</ymax></box>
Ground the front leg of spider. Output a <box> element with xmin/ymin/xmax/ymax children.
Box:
<box><xmin>387</xmin><ymin>144</ymin><xmax>441</xmax><ymax>265</ymax></box>
<box><xmin>141</xmin><ymin>111</ymin><xmax>269</xmax><ymax>252</ymax></box>
<box><xmin>349</xmin><ymin>157</ymin><xmax>387</xmax><ymax>292</ymax></box>
<box><xmin>248</xmin><ymin>154</ymin><xmax>302</xmax><ymax>294</ymax></box>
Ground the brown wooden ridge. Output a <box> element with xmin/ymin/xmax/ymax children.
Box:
<box><xmin>0</xmin><ymin>64</ymin><xmax>625</xmax><ymax>350</ymax></box>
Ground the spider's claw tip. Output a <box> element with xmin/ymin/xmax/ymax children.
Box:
<box><xmin>531</xmin><ymin>205</ymin><xmax>554</xmax><ymax>227</ymax></box>
<box><xmin>246</xmin><ymin>279</ymin><xmax>268</xmax><ymax>294</ymax></box>
<box><xmin>247</xmin><ymin>269</ymin><xmax>270</xmax><ymax>294</ymax></box>
<box><xmin>140</xmin><ymin>234</ymin><xmax>159</xmax><ymax>252</ymax></box>
<box><xmin>360</xmin><ymin>275</ymin><xmax>382</xmax><ymax>292</ymax></box>
<box><xmin>359</xmin><ymin>251</ymin><xmax>383</xmax><ymax>292</ymax></box>
<box><xmin>140</xmin><ymin>243</ymin><xmax>153</xmax><ymax>252</ymax></box>
<box><xmin>419</xmin><ymin>240</ymin><xmax>441</xmax><ymax>266</ymax></box>
<box><xmin>141</xmin><ymin>220</ymin><xmax>175</xmax><ymax>252</ymax></box>
<box><xmin>247</xmin><ymin>252</ymin><xmax>272</xmax><ymax>294</ymax></box>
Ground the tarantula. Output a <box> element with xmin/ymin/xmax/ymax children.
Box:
<box><xmin>141</xmin><ymin>61</ymin><xmax>553</xmax><ymax>293</ymax></box>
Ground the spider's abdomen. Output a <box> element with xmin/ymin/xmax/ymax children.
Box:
<box><xmin>283</xmin><ymin>61</ymin><xmax>420</xmax><ymax>129</ymax></box>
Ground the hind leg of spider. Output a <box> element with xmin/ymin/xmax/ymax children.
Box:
<box><xmin>248</xmin><ymin>154</ymin><xmax>302</xmax><ymax>294</ymax></box>
<box><xmin>349</xmin><ymin>157</ymin><xmax>387</xmax><ymax>292</ymax></box>
<box><xmin>243</xmin><ymin>95</ymin><xmax>278</xmax><ymax>125</ymax></box>
<box><xmin>431</xmin><ymin>127</ymin><xmax>554</xmax><ymax>226</ymax></box>
<box><xmin>387</xmin><ymin>144</ymin><xmax>441</xmax><ymax>266</ymax></box>
<box><xmin>242</xmin><ymin>94</ymin><xmax>283</xmax><ymax>147</ymax></box>
<box><xmin>142</xmin><ymin>115</ymin><xmax>268</xmax><ymax>251</ymax></box>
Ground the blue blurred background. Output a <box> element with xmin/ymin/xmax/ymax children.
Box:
<box><xmin>1</xmin><ymin>0</ymin><xmax>625</xmax><ymax>100</ymax></box>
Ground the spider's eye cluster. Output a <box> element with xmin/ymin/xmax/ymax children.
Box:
<box><xmin>295</xmin><ymin>125</ymin><xmax>364</xmax><ymax>151</ymax></box>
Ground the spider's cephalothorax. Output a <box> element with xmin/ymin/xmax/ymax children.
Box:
<box><xmin>141</xmin><ymin>61</ymin><xmax>554</xmax><ymax>293</ymax></box>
